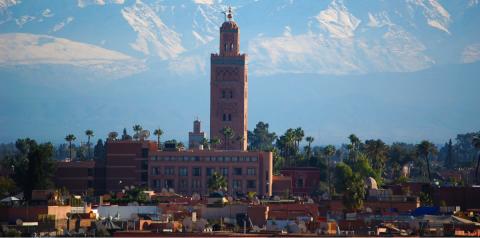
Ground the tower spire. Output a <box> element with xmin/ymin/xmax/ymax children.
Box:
<box><xmin>222</xmin><ymin>6</ymin><xmax>234</xmax><ymax>22</ymax></box>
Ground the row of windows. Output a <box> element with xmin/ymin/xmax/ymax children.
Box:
<box><xmin>151</xmin><ymin>156</ymin><xmax>258</xmax><ymax>162</ymax></box>
<box><xmin>151</xmin><ymin>167</ymin><xmax>256</xmax><ymax>177</ymax></box>
<box><xmin>151</xmin><ymin>179</ymin><xmax>256</xmax><ymax>189</ymax></box>
<box><xmin>223</xmin><ymin>113</ymin><xmax>232</xmax><ymax>121</ymax></box>
<box><xmin>222</xmin><ymin>89</ymin><xmax>234</xmax><ymax>99</ymax></box>
<box><xmin>224</xmin><ymin>42</ymin><xmax>235</xmax><ymax>52</ymax></box>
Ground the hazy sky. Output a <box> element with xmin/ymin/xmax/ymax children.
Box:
<box><xmin>0</xmin><ymin>0</ymin><xmax>479</xmax><ymax>145</ymax></box>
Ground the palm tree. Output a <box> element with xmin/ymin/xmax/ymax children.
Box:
<box><xmin>364</xmin><ymin>139</ymin><xmax>389</xmax><ymax>173</ymax></box>
<box><xmin>284</xmin><ymin>128</ymin><xmax>296</xmax><ymax>166</ymax></box>
<box><xmin>85</xmin><ymin>129</ymin><xmax>94</xmax><ymax>159</ymax></box>
<box><xmin>208</xmin><ymin>172</ymin><xmax>228</xmax><ymax>192</ymax></box>
<box><xmin>153</xmin><ymin>128</ymin><xmax>163</xmax><ymax>150</ymax></box>
<box><xmin>416</xmin><ymin>140</ymin><xmax>438</xmax><ymax>183</ymax></box>
<box><xmin>132</xmin><ymin>124</ymin><xmax>143</xmax><ymax>140</ymax></box>
<box><xmin>220</xmin><ymin>126</ymin><xmax>234</xmax><ymax>150</ymax></box>
<box><xmin>108</xmin><ymin>131</ymin><xmax>118</xmax><ymax>141</ymax></box>
<box><xmin>201</xmin><ymin>137</ymin><xmax>210</xmax><ymax>150</ymax></box>
<box><xmin>305</xmin><ymin>136</ymin><xmax>314</xmax><ymax>159</ymax></box>
<box><xmin>65</xmin><ymin>134</ymin><xmax>76</xmax><ymax>160</ymax></box>
<box><xmin>348</xmin><ymin>134</ymin><xmax>361</xmax><ymax>162</ymax></box>
<box><xmin>210</xmin><ymin>137</ymin><xmax>221</xmax><ymax>150</ymax></box>
<box><xmin>323</xmin><ymin>145</ymin><xmax>336</xmax><ymax>196</ymax></box>
<box><xmin>293</xmin><ymin>127</ymin><xmax>304</xmax><ymax>151</ymax></box>
<box><xmin>472</xmin><ymin>135</ymin><xmax>480</xmax><ymax>184</ymax></box>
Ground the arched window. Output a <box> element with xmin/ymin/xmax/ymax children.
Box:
<box><xmin>230</xmin><ymin>43</ymin><xmax>234</xmax><ymax>51</ymax></box>
<box><xmin>223</xmin><ymin>113</ymin><xmax>227</xmax><ymax>121</ymax></box>
<box><xmin>224</xmin><ymin>43</ymin><xmax>227</xmax><ymax>52</ymax></box>
<box><xmin>228</xmin><ymin>114</ymin><xmax>232</xmax><ymax>121</ymax></box>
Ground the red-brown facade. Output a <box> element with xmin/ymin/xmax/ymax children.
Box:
<box><xmin>210</xmin><ymin>17</ymin><xmax>248</xmax><ymax>151</ymax></box>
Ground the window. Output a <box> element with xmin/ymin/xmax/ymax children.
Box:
<box><xmin>247</xmin><ymin>180</ymin><xmax>256</xmax><ymax>189</ymax></box>
<box><xmin>222</xmin><ymin>90</ymin><xmax>226</xmax><ymax>98</ymax></box>
<box><xmin>88</xmin><ymin>180</ymin><xmax>93</xmax><ymax>188</ymax></box>
<box><xmin>153</xmin><ymin>179</ymin><xmax>161</xmax><ymax>188</ymax></box>
<box><xmin>224</xmin><ymin>43</ymin><xmax>227</xmax><ymax>52</ymax></box>
<box><xmin>228</xmin><ymin>114</ymin><xmax>232</xmax><ymax>121</ymax></box>
<box><xmin>142</xmin><ymin>148</ymin><xmax>149</xmax><ymax>158</ymax></box>
<box><xmin>220</xmin><ymin>168</ymin><xmax>229</xmax><ymax>177</ymax></box>
<box><xmin>141</xmin><ymin>172</ymin><xmax>148</xmax><ymax>182</ymax></box>
<box><xmin>141</xmin><ymin>160</ymin><xmax>148</xmax><ymax>170</ymax></box>
<box><xmin>192</xmin><ymin>179</ymin><xmax>201</xmax><ymax>189</ymax></box>
<box><xmin>165</xmin><ymin>167</ymin><xmax>174</xmax><ymax>176</ymax></box>
<box><xmin>152</xmin><ymin>167</ymin><xmax>160</xmax><ymax>176</ymax></box>
<box><xmin>247</xmin><ymin>168</ymin><xmax>256</xmax><ymax>176</ymax></box>
<box><xmin>229</xmin><ymin>90</ymin><xmax>233</xmax><ymax>98</ymax></box>
<box><xmin>206</xmin><ymin>168</ymin><xmax>215</xmax><ymax>176</ymax></box>
<box><xmin>234</xmin><ymin>168</ymin><xmax>242</xmax><ymax>176</ymax></box>
<box><xmin>230</xmin><ymin>43</ymin><xmax>234</xmax><ymax>50</ymax></box>
<box><xmin>223</xmin><ymin>113</ymin><xmax>227</xmax><ymax>121</ymax></box>
<box><xmin>179</xmin><ymin>179</ymin><xmax>188</xmax><ymax>189</ymax></box>
<box><xmin>296</xmin><ymin>178</ymin><xmax>304</xmax><ymax>188</ymax></box>
<box><xmin>87</xmin><ymin>168</ymin><xmax>93</xmax><ymax>176</ymax></box>
<box><xmin>179</xmin><ymin>167</ymin><xmax>188</xmax><ymax>176</ymax></box>
<box><xmin>233</xmin><ymin>180</ymin><xmax>242</xmax><ymax>190</ymax></box>
<box><xmin>192</xmin><ymin>167</ymin><xmax>201</xmax><ymax>177</ymax></box>
<box><xmin>165</xmin><ymin>179</ymin><xmax>174</xmax><ymax>189</ymax></box>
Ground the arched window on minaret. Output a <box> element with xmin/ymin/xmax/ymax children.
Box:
<box><xmin>230</xmin><ymin>43</ymin><xmax>234</xmax><ymax>51</ymax></box>
<box><xmin>224</xmin><ymin>43</ymin><xmax>227</xmax><ymax>52</ymax></box>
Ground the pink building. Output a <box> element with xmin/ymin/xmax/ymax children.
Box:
<box><xmin>148</xmin><ymin>149</ymin><xmax>272</xmax><ymax>196</ymax></box>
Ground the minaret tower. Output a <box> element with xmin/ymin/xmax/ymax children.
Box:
<box><xmin>210</xmin><ymin>7</ymin><xmax>248</xmax><ymax>151</ymax></box>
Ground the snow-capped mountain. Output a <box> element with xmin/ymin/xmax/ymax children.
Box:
<box><xmin>1</xmin><ymin>0</ymin><xmax>479</xmax><ymax>144</ymax></box>
<box><xmin>0</xmin><ymin>0</ymin><xmax>479</xmax><ymax>79</ymax></box>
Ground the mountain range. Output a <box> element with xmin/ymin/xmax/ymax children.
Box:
<box><xmin>0</xmin><ymin>0</ymin><xmax>479</xmax><ymax>145</ymax></box>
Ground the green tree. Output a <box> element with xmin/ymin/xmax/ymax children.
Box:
<box><xmin>351</xmin><ymin>153</ymin><xmax>381</xmax><ymax>185</ymax></box>
<box><xmin>473</xmin><ymin>135</ymin><xmax>480</xmax><ymax>184</ymax></box>
<box><xmin>65</xmin><ymin>134</ymin><xmax>76</xmax><ymax>160</ymax></box>
<box><xmin>416</xmin><ymin>140</ymin><xmax>438</xmax><ymax>183</ymax></box>
<box><xmin>347</xmin><ymin>134</ymin><xmax>362</xmax><ymax>163</ymax></box>
<box><xmin>121</xmin><ymin>128</ymin><xmax>131</xmax><ymax>140</ymax></box>
<box><xmin>220</xmin><ymin>126</ymin><xmax>234</xmax><ymax>150</ymax></box>
<box><xmin>323</xmin><ymin>145</ymin><xmax>336</xmax><ymax>196</ymax></box>
<box><xmin>334</xmin><ymin>162</ymin><xmax>353</xmax><ymax>194</ymax></box>
<box><xmin>343</xmin><ymin>172</ymin><xmax>366</xmax><ymax>212</ymax></box>
<box><xmin>276</xmin><ymin>129</ymin><xmax>296</xmax><ymax>166</ymax></box>
<box><xmin>201</xmin><ymin>137</ymin><xmax>210</xmax><ymax>150</ymax></box>
<box><xmin>3</xmin><ymin>139</ymin><xmax>55</xmax><ymax>201</ymax></box>
<box><xmin>388</xmin><ymin>142</ymin><xmax>416</xmax><ymax>180</ymax></box>
<box><xmin>293</xmin><ymin>127</ymin><xmax>305</xmax><ymax>152</ymax></box>
<box><xmin>247</xmin><ymin>121</ymin><xmax>277</xmax><ymax>151</ymax></box>
<box><xmin>0</xmin><ymin>176</ymin><xmax>16</xmax><ymax>196</ymax></box>
<box><xmin>305</xmin><ymin>136</ymin><xmax>314</xmax><ymax>160</ymax></box>
<box><xmin>85</xmin><ymin>129</ymin><xmax>94</xmax><ymax>159</ymax></box>
<box><xmin>153</xmin><ymin>128</ymin><xmax>164</xmax><ymax>149</ymax></box>
<box><xmin>443</xmin><ymin>139</ymin><xmax>454</xmax><ymax>168</ymax></box>
<box><xmin>93</xmin><ymin>139</ymin><xmax>106</xmax><ymax>160</ymax></box>
<box><xmin>364</xmin><ymin>139</ymin><xmax>389</xmax><ymax>175</ymax></box>
<box><xmin>208</xmin><ymin>172</ymin><xmax>227</xmax><ymax>192</ymax></box>
<box><xmin>133</xmin><ymin>124</ymin><xmax>143</xmax><ymax>140</ymax></box>
<box><xmin>210</xmin><ymin>137</ymin><xmax>221</xmax><ymax>149</ymax></box>
<box><xmin>334</xmin><ymin>162</ymin><xmax>365</xmax><ymax>211</ymax></box>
